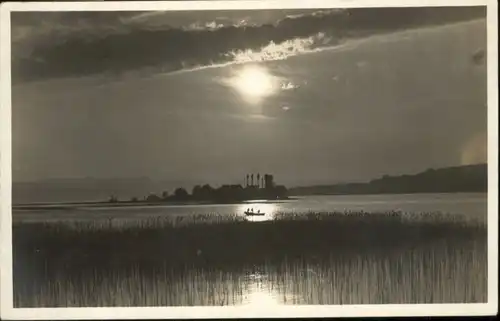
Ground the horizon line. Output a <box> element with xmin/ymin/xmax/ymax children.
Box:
<box><xmin>11</xmin><ymin>162</ymin><xmax>488</xmax><ymax>185</ymax></box>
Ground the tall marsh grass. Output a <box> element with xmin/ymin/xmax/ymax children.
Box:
<box><xmin>13</xmin><ymin>211</ymin><xmax>487</xmax><ymax>307</ymax></box>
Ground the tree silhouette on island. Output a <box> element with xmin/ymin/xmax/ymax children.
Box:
<box><xmin>111</xmin><ymin>173</ymin><xmax>289</xmax><ymax>204</ymax></box>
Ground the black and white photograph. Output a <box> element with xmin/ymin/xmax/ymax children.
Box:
<box><xmin>0</xmin><ymin>0</ymin><xmax>498</xmax><ymax>319</ymax></box>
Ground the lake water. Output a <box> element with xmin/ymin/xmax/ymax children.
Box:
<box><xmin>13</xmin><ymin>193</ymin><xmax>487</xmax><ymax>225</ymax></box>
<box><xmin>13</xmin><ymin>192</ymin><xmax>488</xmax><ymax>306</ymax></box>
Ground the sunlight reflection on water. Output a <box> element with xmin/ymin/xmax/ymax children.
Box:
<box><xmin>241</xmin><ymin>269</ymin><xmax>281</xmax><ymax>306</ymax></box>
<box><xmin>243</xmin><ymin>280</ymin><xmax>280</xmax><ymax>306</ymax></box>
<box><xmin>238</xmin><ymin>202</ymin><xmax>277</xmax><ymax>222</ymax></box>
<box><xmin>239</xmin><ymin>268</ymin><xmax>305</xmax><ymax>306</ymax></box>
<box><xmin>243</xmin><ymin>284</ymin><xmax>281</xmax><ymax>307</ymax></box>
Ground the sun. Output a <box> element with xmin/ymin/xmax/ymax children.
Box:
<box><xmin>231</xmin><ymin>65</ymin><xmax>277</xmax><ymax>103</ymax></box>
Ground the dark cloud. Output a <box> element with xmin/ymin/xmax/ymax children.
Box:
<box><xmin>12</xmin><ymin>6</ymin><xmax>485</xmax><ymax>84</ymax></box>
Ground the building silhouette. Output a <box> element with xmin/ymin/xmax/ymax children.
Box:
<box><xmin>244</xmin><ymin>173</ymin><xmax>275</xmax><ymax>189</ymax></box>
<box><xmin>264</xmin><ymin>174</ymin><xmax>274</xmax><ymax>189</ymax></box>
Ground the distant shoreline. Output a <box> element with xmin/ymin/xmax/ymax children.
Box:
<box><xmin>289</xmin><ymin>164</ymin><xmax>487</xmax><ymax>196</ymax></box>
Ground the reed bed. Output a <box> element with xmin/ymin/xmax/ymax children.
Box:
<box><xmin>13</xmin><ymin>210</ymin><xmax>487</xmax><ymax>307</ymax></box>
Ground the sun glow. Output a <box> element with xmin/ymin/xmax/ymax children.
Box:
<box><xmin>231</xmin><ymin>65</ymin><xmax>277</xmax><ymax>103</ymax></box>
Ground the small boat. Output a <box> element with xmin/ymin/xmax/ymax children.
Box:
<box><xmin>244</xmin><ymin>209</ymin><xmax>265</xmax><ymax>216</ymax></box>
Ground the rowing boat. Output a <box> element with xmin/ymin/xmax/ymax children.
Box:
<box><xmin>244</xmin><ymin>210</ymin><xmax>265</xmax><ymax>216</ymax></box>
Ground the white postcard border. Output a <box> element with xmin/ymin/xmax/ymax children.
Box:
<box><xmin>1</xmin><ymin>0</ymin><xmax>498</xmax><ymax>319</ymax></box>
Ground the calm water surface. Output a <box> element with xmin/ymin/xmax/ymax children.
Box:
<box><xmin>13</xmin><ymin>193</ymin><xmax>487</xmax><ymax>224</ymax></box>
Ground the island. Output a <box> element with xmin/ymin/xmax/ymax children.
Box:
<box><xmin>107</xmin><ymin>173</ymin><xmax>289</xmax><ymax>205</ymax></box>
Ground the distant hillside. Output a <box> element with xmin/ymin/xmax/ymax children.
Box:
<box><xmin>289</xmin><ymin>164</ymin><xmax>488</xmax><ymax>196</ymax></box>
